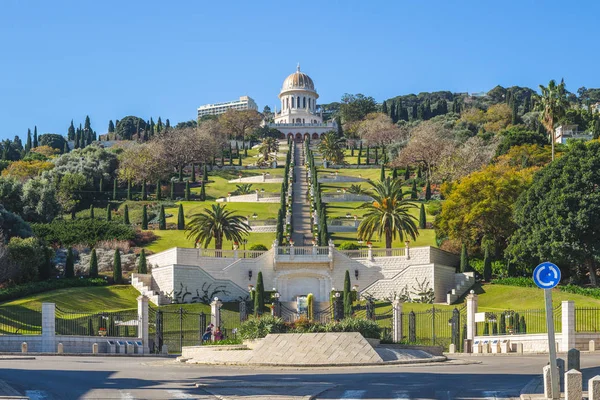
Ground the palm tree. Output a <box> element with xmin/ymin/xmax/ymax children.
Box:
<box><xmin>317</xmin><ymin>131</ymin><xmax>345</xmax><ymax>165</ymax></box>
<box><xmin>186</xmin><ymin>204</ymin><xmax>250</xmax><ymax>250</ymax></box>
<box><xmin>358</xmin><ymin>177</ymin><xmax>419</xmax><ymax>249</ymax></box>
<box><xmin>234</xmin><ymin>183</ymin><xmax>253</xmax><ymax>195</ymax></box>
<box><xmin>537</xmin><ymin>79</ymin><xmax>569</xmax><ymax>161</ymax></box>
<box><xmin>347</xmin><ymin>184</ymin><xmax>370</xmax><ymax>195</ymax></box>
<box><xmin>257</xmin><ymin>138</ymin><xmax>279</xmax><ymax>167</ymax></box>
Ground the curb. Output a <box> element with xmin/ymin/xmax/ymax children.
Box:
<box><xmin>182</xmin><ymin>355</ymin><xmax>447</xmax><ymax>367</ymax></box>
<box><xmin>0</xmin><ymin>352</ymin><xmax>172</xmax><ymax>358</ymax></box>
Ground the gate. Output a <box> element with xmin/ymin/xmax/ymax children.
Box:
<box><xmin>149</xmin><ymin>306</ymin><xmax>207</xmax><ymax>354</ymax></box>
<box><xmin>402</xmin><ymin>306</ymin><xmax>465</xmax><ymax>350</ymax></box>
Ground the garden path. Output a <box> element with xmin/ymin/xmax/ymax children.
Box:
<box><xmin>291</xmin><ymin>142</ymin><xmax>313</xmax><ymax>245</ymax></box>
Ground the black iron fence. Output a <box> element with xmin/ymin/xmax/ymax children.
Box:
<box><xmin>401</xmin><ymin>307</ymin><xmax>464</xmax><ymax>350</ymax></box>
<box><xmin>149</xmin><ymin>307</ymin><xmax>207</xmax><ymax>354</ymax></box>
<box><xmin>475</xmin><ymin>307</ymin><xmax>562</xmax><ymax>336</ymax></box>
<box><xmin>55</xmin><ymin>307</ymin><xmax>138</xmax><ymax>337</ymax></box>
<box><xmin>0</xmin><ymin>306</ymin><xmax>42</xmax><ymax>335</ymax></box>
<box><xmin>575</xmin><ymin>307</ymin><xmax>600</xmax><ymax>332</ymax></box>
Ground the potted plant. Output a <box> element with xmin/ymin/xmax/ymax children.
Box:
<box><xmin>99</xmin><ymin>327</ymin><xmax>107</xmax><ymax>337</ymax></box>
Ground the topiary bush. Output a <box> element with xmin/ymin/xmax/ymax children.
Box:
<box><xmin>249</xmin><ymin>244</ymin><xmax>268</xmax><ymax>251</ymax></box>
<box><xmin>338</xmin><ymin>242</ymin><xmax>359</xmax><ymax>250</ymax></box>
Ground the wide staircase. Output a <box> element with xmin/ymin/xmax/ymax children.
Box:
<box><xmin>131</xmin><ymin>273</ymin><xmax>171</xmax><ymax>306</ymax></box>
<box><xmin>291</xmin><ymin>142</ymin><xmax>314</xmax><ymax>246</ymax></box>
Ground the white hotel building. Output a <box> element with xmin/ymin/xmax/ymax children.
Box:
<box><xmin>197</xmin><ymin>96</ymin><xmax>258</xmax><ymax>118</ymax></box>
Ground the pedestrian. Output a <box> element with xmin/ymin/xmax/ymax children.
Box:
<box><xmin>214</xmin><ymin>327</ymin><xmax>224</xmax><ymax>341</ymax></box>
<box><xmin>202</xmin><ymin>327</ymin><xmax>212</xmax><ymax>342</ymax></box>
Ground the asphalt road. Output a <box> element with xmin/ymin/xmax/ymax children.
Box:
<box><xmin>1</xmin><ymin>354</ymin><xmax>600</xmax><ymax>399</ymax></box>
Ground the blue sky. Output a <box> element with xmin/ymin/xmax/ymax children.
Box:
<box><xmin>1</xmin><ymin>0</ymin><xmax>598</xmax><ymax>140</ymax></box>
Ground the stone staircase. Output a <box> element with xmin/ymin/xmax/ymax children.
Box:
<box><xmin>446</xmin><ymin>272</ymin><xmax>475</xmax><ymax>304</ymax></box>
<box><xmin>131</xmin><ymin>273</ymin><xmax>171</xmax><ymax>306</ymax></box>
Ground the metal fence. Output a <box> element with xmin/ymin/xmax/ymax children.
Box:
<box><xmin>0</xmin><ymin>306</ymin><xmax>42</xmax><ymax>335</ymax></box>
<box><xmin>401</xmin><ymin>307</ymin><xmax>464</xmax><ymax>350</ymax></box>
<box><xmin>55</xmin><ymin>307</ymin><xmax>139</xmax><ymax>337</ymax></box>
<box><xmin>575</xmin><ymin>307</ymin><xmax>600</xmax><ymax>332</ymax></box>
<box><xmin>475</xmin><ymin>307</ymin><xmax>562</xmax><ymax>336</ymax></box>
<box><xmin>149</xmin><ymin>307</ymin><xmax>207</xmax><ymax>354</ymax></box>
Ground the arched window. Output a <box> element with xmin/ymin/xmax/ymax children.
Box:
<box><xmin>297</xmin><ymin>96</ymin><xmax>300</xmax><ymax>108</ymax></box>
<box><xmin>303</xmin><ymin>97</ymin><xmax>306</xmax><ymax>108</ymax></box>
<box><xmin>296</xmin><ymin>118</ymin><xmax>301</xmax><ymax>123</ymax></box>
<box><xmin>302</xmin><ymin>118</ymin><xmax>305</xmax><ymax>123</ymax></box>
<box><xmin>292</xmin><ymin>97</ymin><xmax>295</xmax><ymax>108</ymax></box>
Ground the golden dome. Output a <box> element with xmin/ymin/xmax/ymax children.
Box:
<box><xmin>282</xmin><ymin>64</ymin><xmax>315</xmax><ymax>91</ymax></box>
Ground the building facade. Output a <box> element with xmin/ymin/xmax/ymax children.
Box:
<box><xmin>269</xmin><ymin>65</ymin><xmax>336</xmax><ymax>142</ymax></box>
<box><xmin>197</xmin><ymin>96</ymin><xmax>258</xmax><ymax>118</ymax></box>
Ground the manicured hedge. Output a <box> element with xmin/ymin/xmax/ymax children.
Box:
<box><xmin>0</xmin><ymin>278</ymin><xmax>107</xmax><ymax>303</ymax></box>
<box><xmin>32</xmin><ymin>219</ymin><xmax>135</xmax><ymax>246</ymax></box>
<box><xmin>491</xmin><ymin>277</ymin><xmax>536</xmax><ymax>287</ymax></box>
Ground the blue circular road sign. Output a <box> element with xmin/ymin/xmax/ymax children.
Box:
<box><xmin>533</xmin><ymin>262</ymin><xmax>561</xmax><ymax>289</ymax></box>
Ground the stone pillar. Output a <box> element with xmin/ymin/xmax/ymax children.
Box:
<box><xmin>589</xmin><ymin>375</ymin><xmax>600</xmax><ymax>400</ymax></box>
<box><xmin>405</xmin><ymin>241</ymin><xmax>410</xmax><ymax>260</ymax></box>
<box><xmin>543</xmin><ymin>365</ymin><xmax>552</xmax><ymax>399</ymax></box>
<box><xmin>92</xmin><ymin>343</ymin><xmax>98</xmax><ymax>354</ymax></box>
<box><xmin>466</xmin><ymin>292</ymin><xmax>478</xmax><ymax>341</ymax></box>
<box><xmin>137</xmin><ymin>295</ymin><xmax>149</xmax><ymax>354</ymax></box>
<box><xmin>565</xmin><ymin>369</ymin><xmax>582</xmax><ymax>400</ymax></box>
<box><xmin>290</xmin><ymin>242</ymin><xmax>294</xmax><ymax>258</ymax></box>
<box><xmin>567</xmin><ymin>348</ymin><xmax>580</xmax><ymax>372</ymax></box>
<box><xmin>57</xmin><ymin>343</ymin><xmax>63</xmax><ymax>354</ymax></box>
<box><xmin>562</xmin><ymin>300</ymin><xmax>575</xmax><ymax>352</ymax></box>
<box><xmin>591</xmin><ymin>340</ymin><xmax>596</xmax><ymax>352</ymax></box>
<box><xmin>233</xmin><ymin>243</ymin><xmax>238</xmax><ymax>259</ymax></box>
<box><xmin>210</xmin><ymin>299</ymin><xmax>223</xmax><ymax>341</ymax></box>
<box><xmin>392</xmin><ymin>299</ymin><xmax>403</xmax><ymax>343</ymax></box>
<box><xmin>41</xmin><ymin>302</ymin><xmax>56</xmax><ymax>353</ymax></box>
<box><xmin>21</xmin><ymin>342</ymin><xmax>27</xmax><ymax>353</ymax></box>
<box><xmin>367</xmin><ymin>243</ymin><xmax>373</xmax><ymax>261</ymax></box>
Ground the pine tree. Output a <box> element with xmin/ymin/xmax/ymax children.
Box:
<box><xmin>141</xmin><ymin>180</ymin><xmax>147</xmax><ymax>201</ymax></box>
<box><xmin>158</xmin><ymin>205</ymin><xmax>166</xmax><ymax>230</ymax></box>
<box><xmin>380</xmin><ymin>164</ymin><xmax>385</xmax><ymax>182</ymax></box>
<box><xmin>156</xmin><ymin>180</ymin><xmax>162</xmax><ymax>200</ymax></box>
<box><xmin>177</xmin><ymin>204</ymin><xmax>185</xmax><ymax>230</ymax></box>
<box><xmin>343</xmin><ymin>270</ymin><xmax>352</xmax><ymax>318</ymax></box>
<box><xmin>200</xmin><ymin>182</ymin><xmax>206</xmax><ymax>201</ymax></box>
<box><xmin>419</xmin><ymin>203</ymin><xmax>426</xmax><ymax>229</ymax></box>
<box><xmin>138</xmin><ymin>249</ymin><xmax>147</xmax><ymax>274</ymax></box>
<box><xmin>411</xmin><ymin>180</ymin><xmax>418</xmax><ymax>200</ymax></box>
<box><xmin>141</xmin><ymin>205</ymin><xmax>148</xmax><ymax>230</ymax></box>
<box><xmin>404</xmin><ymin>166</ymin><xmax>410</xmax><ymax>180</ymax></box>
<box><xmin>89</xmin><ymin>249</ymin><xmax>98</xmax><ymax>278</ymax></box>
<box><xmin>113</xmin><ymin>179</ymin><xmax>118</xmax><ymax>200</ymax></box>
<box><xmin>113</xmin><ymin>249</ymin><xmax>122</xmax><ymax>284</ymax></box>
<box><xmin>127</xmin><ymin>179</ymin><xmax>132</xmax><ymax>200</ymax></box>
<box><xmin>68</xmin><ymin>120</ymin><xmax>76</xmax><ymax>141</ymax></box>
<box><xmin>33</xmin><ymin>126</ymin><xmax>38</xmax><ymax>148</ymax></box>
<box><xmin>254</xmin><ymin>271</ymin><xmax>265</xmax><ymax>316</ymax></box>
<box><xmin>460</xmin><ymin>244</ymin><xmax>469</xmax><ymax>273</ymax></box>
<box><xmin>202</xmin><ymin>164</ymin><xmax>208</xmax><ymax>182</ymax></box>
<box><xmin>170</xmin><ymin>181</ymin><xmax>174</xmax><ymax>200</ymax></box>
<box><xmin>123</xmin><ymin>205</ymin><xmax>130</xmax><ymax>224</ymax></box>
<box><xmin>65</xmin><ymin>248</ymin><xmax>75</xmax><ymax>278</ymax></box>
<box><xmin>483</xmin><ymin>246</ymin><xmax>492</xmax><ymax>282</ymax></box>
<box><xmin>190</xmin><ymin>164</ymin><xmax>196</xmax><ymax>182</ymax></box>
<box><xmin>106</xmin><ymin>204</ymin><xmax>111</xmax><ymax>221</ymax></box>
<box><xmin>185</xmin><ymin>181</ymin><xmax>190</xmax><ymax>201</ymax></box>
<box><xmin>25</xmin><ymin>129</ymin><xmax>32</xmax><ymax>153</ymax></box>
<box><xmin>89</xmin><ymin>205</ymin><xmax>95</xmax><ymax>219</ymax></box>
<box><xmin>425</xmin><ymin>181</ymin><xmax>432</xmax><ymax>200</ymax></box>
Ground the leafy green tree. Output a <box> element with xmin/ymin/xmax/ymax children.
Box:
<box><xmin>38</xmin><ymin>134</ymin><xmax>66</xmax><ymax>152</ymax></box>
<box><xmin>115</xmin><ymin>116</ymin><xmax>146</xmax><ymax>140</ymax></box>
<box><xmin>340</xmin><ymin>93</ymin><xmax>378</xmax><ymax>124</ymax></box>
<box><xmin>142</xmin><ymin>205</ymin><xmax>148</xmax><ymax>230</ymax></box>
<box><xmin>343</xmin><ymin>270</ymin><xmax>352</xmax><ymax>318</ymax></box>
<box><xmin>419</xmin><ymin>203</ymin><xmax>426</xmax><ymax>229</ymax></box>
<box><xmin>537</xmin><ymin>79</ymin><xmax>568</xmax><ymax>161</ymax></box>
<box><xmin>177</xmin><ymin>204</ymin><xmax>185</xmax><ymax>230</ymax></box>
<box><xmin>138</xmin><ymin>249</ymin><xmax>147</xmax><ymax>274</ymax></box>
<box><xmin>496</xmin><ymin>125</ymin><xmax>548</xmax><ymax>156</ymax></box>
<box><xmin>158</xmin><ymin>205</ymin><xmax>166</xmax><ymax>230</ymax></box>
<box><xmin>123</xmin><ymin>205</ymin><xmax>130</xmax><ymax>225</ymax></box>
<box><xmin>357</xmin><ymin>178</ymin><xmax>419</xmax><ymax>249</ymax></box>
<box><xmin>57</xmin><ymin>173</ymin><xmax>88</xmax><ymax>219</ymax></box>
<box><xmin>186</xmin><ymin>204</ymin><xmax>250</xmax><ymax>250</ymax></box>
<box><xmin>65</xmin><ymin>248</ymin><xmax>75</xmax><ymax>278</ymax></box>
<box><xmin>254</xmin><ymin>271</ymin><xmax>265</xmax><ymax>316</ymax></box>
<box><xmin>460</xmin><ymin>244</ymin><xmax>469</xmax><ymax>273</ymax></box>
<box><xmin>483</xmin><ymin>246</ymin><xmax>492</xmax><ymax>282</ymax></box>
<box><xmin>113</xmin><ymin>249</ymin><xmax>122</xmax><ymax>283</ymax></box>
<box><xmin>89</xmin><ymin>248</ymin><xmax>98</xmax><ymax>278</ymax></box>
<box><xmin>0</xmin><ymin>177</ymin><xmax>23</xmax><ymax>214</ymax></box>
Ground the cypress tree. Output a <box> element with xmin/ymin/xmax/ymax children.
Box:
<box><xmin>404</xmin><ymin>166</ymin><xmax>410</xmax><ymax>180</ymax></box>
<box><xmin>190</xmin><ymin>164</ymin><xmax>196</xmax><ymax>182</ymax></box>
<box><xmin>65</xmin><ymin>248</ymin><xmax>75</xmax><ymax>278</ymax></box>
<box><xmin>68</xmin><ymin>120</ymin><xmax>76</xmax><ymax>140</ymax></box>
<box><xmin>499</xmin><ymin>312</ymin><xmax>506</xmax><ymax>334</ymax></box>
<box><xmin>483</xmin><ymin>322</ymin><xmax>489</xmax><ymax>336</ymax></box>
<box><xmin>106</xmin><ymin>204</ymin><xmax>111</xmax><ymax>221</ymax></box>
<box><xmin>89</xmin><ymin>205</ymin><xmax>95</xmax><ymax>219</ymax></box>
<box><xmin>155</xmin><ymin>180</ymin><xmax>162</xmax><ymax>200</ymax></box>
<box><xmin>141</xmin><ymin>180</ymin><xmax>147</xmax><ymax>201</ymax></box>
<box><xmin>25</xmin><ymin>129</ymin><xmax>32</xmax><ymax>153</ymax></box>
<box><xmin>138</xmin><ymin>249</ymin><xmax>147</xmax><ymax>274</ymax></box>
<box><xmin>366</xmin><ymin>146</ymin><xmax>370</xmax><ymax>165</ymax></box>
<box><xmin>221</xmin><ymin>151</ymin><xmax>224</xmax><ymax>166</ymax></box>
<box><xmin>113</xmin><ymin>179</ymin><xmax>118</xmax><ymax>200</ymax></box>
<box><xmin>357</xmin><ymin>152</ymin><xmax>361</xmax><ymax>165</ymax></box>
<box><xmin>141</xmin><ymin>205</ymin><xmax>148</xmax><ymax>230</ymax></box>
<box><xmin>200</xmin><ymin>182</ymin><xmax>206</xmax><ymax>201</ymax></box>
<box><xmin>127</xmin><ymin>179</ymin><xmax>132</xmax><ymax>200</ymax></box>
<box><xmin>410</xmin><ymin>180</ymin><xmax>418</xmax><ymax>200</ymax></box>
<box><xmin>483</xmin><ymin>246</ymin><xmax>492</xmax><ymax>282</ymax></box>
<box><xmin>351</xmin><ymin>144</ymin><xmax>355</xmax><ymax>157</ymax></box>
<box><xmin>425</xmin><ymin>181</ymin><xmax>432</xmax><ymax>200</ymax></box>
<box><xmin>177</xmin><ymin>204</ymin><xmax>185</xmax><ymax>230</ymax></box>
<box><xmin>419</xmin><ymin>203</ymin><xmax>426</xmax><ymax>229</ymax></box>
<box><xmin>511</xmin><ymin>100</ymin><xmax>519</xmax><ymax>125</ymax></box>
<box><xmin>460</xmin><ymin>244</ymin><xmax>469</xmax><ymax>273</ymax></box>
<box><xmin>203</xmin><ymin>164</ymin><xmax>208</xmax><ymax>182</ymax></box>
<box><xmin>89</xmin><ymin>249</ymin><xmax>98</xmax><ymax>278</ymax></box>
<box><xmin>63</xmin><ymin>142</ymin><xmax>69</xmax><ymax>154</ymax></box>
<box><xmin>254</xmin><ymin>271</ymin><xmax>265</xmax><ymax>316</ymax></box>
<box><xmin>374</xmin><ymin>147</ymin><xmax>378</xmax><ymax>164</ymax></box>
<box><xmin>99</xmin><ymin>178</ymin><xmax>104</xmax><ymax>194</ymax></box>
<box><xmin>108</xmin><ymin>120</ymin><xmax>115</xmax><ymax>133</ymax></box>
<box><xmin>178</xmin><ymin>165</ymin><xmax>183</xmax><ymax>182</ymax></box>
<box><xmin>392</xmin><ymin>168</ymin><xmax>398</xmax><ymax>180</ymax></box>
<box><xmin>343</xmin><ymin>270</ymin><xmax>352</xmax><ymax>318</ymax></box>
<box><xmin>113</xmin><ymin>249</ymin><xmax>122</xmax><ymax>284</ymax></box>
<box><xmin>158</xmin><ymin>205</ymin><xmax>166</xmax><ymax>230</ymax></box>
<box><xmin>123</xmin><ymin>204</ymin><xmax>130</xmax><ymax>224</ymax></box>
<box><xmin>170</xmin><ymin>181</ymin><xmax>174</xmax><ymax>200</ymax></box>
<box><xmin>380</xmin><ymin>164</ymin><xmax>385</xmax><ymax>182</ymax></box>
<box><xmin>185</xmin><ymin>181</ymin><xmax>190</xmax><ymax>201</ymax></box>
<box><xmin>40</xmin><ymin>247</ymin><xmax>52</xmax><ymax>280</ymax></box>
<box><xmin>239</xmin><ymin>154</ymin><xmax>243</xmax><ymax>166</ymax></box>
<box><xmin>390</xmin><ymin>101</ymin><xmax>397</xmax><ymax>122</ymax></box>
<box><xmin>33</xmin><ymin>126</ymin><xmax>38</xmax><ymax>148</ymax></box>
<box><xmin>417</xmin><ymin>166</ymin><xmax>422</xmax><ymax>179</ymax></box>
<box><xmin>382</xmin><ymin>100</ymin><xmax>388</xmax><ymax>115</ymax></box>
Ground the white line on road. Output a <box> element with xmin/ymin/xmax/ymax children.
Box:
<box><xmin>119</xmin><ymin>391</ymin><xmax>135</xmax><ymax>400</ymax></box>
<box><xmin>394</xmin><ymin>390</ymin><xmax>411</xmax><ymax>399</ymax></box>
<box><xmin>340</xmin><ymin>390</ymin><xmax>367</xmax><ymax>399</ymax></box>
<box><xmin>167</xmin><ymin>389</ymin><xmax>196</xmax><ymax>398</ymax></box>
<box><xmin>25</xmin><ymin>391</ymin><xmax>48</xmax><ymax>400</ymax></box>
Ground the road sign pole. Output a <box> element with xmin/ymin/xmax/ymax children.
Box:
<box><xmin>545</xmin><ymin>288</ymin><xmax>560</xmax><ymax>399</ymax></box>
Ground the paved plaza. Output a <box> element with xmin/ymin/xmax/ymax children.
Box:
<box><xmin>2</xmin><ymin>353</ymin><xmax>600</xmax><ymax>399</ymax></box>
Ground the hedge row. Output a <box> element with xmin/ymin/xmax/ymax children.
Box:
<box><xmin>32</xmin><ymin>219</ymin><xmax>136</xmax><ymax>247</ymax></box>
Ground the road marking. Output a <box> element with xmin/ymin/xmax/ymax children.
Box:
<box><xmin>394</xmin><ymin>390</ymin><xmax>411</xmax><ymax>399</ymax></box>
<box><xmin>25</xmin><ymin>391</ymin><xmax>48</xmax><ymax>400</ymax></box>
<box><xmin>119</xmin><ymin>391</ymin><xmax>135</xmax><ymax>399</ymax></box>
<box><xmin>167</xmin><ymin>389</ymin><xmax>196</xmax><ymax>398</ymax></box>
<box><xmin>340</xmin><ymin>390</ymin><xmax>367</xmax><ymax>399</ymax></box>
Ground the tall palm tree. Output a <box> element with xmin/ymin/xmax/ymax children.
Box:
<box><xmin>358</xmin><ymin>177</ymin><xmax>419</xmax><ymax>249</ymax></box>
<box><xmin>186</xmin><ymin>204</ymin><xmax>250</xmax><ymax>250</ymax></box>
<box><xmin>257</xmin><ymin>138</ymin><xmax>279</xmax><ymax>167</ymax></box>
<box><xmin>317</xmin><ymin>131</ymin><xmax>346</xmax><ymax>165</ymax></box>
<box><xmin>537</xmin><ymin>79</ymin><xmax>569</xmax><ymax>161</ymax></box>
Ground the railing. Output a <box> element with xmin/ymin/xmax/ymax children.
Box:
<box><xmin>276</xmin><ymin>246</ymin><xmax>330</xmax><ymax>256</ymax></box>
<box><xmin>198</xmin><ymin>249</ymin><xmax>268</xmax><ymax>258</ymax></box>
<box><xmin>575</xmin><ymin>308</ymin><xmax>600</xmax><ymax>332</ymax></box>
<box><xmin>0</xmin><ymin>305</ymin><xmax>42</xmax><ymax>335</ymax></box>
<box><xmin>328</xmin><ymin>219</ymin><xmax>360</xmax><ymax>226</ymax></box>
<box><xmin>248</xmin><ymin>219</ymin><xmax>277</xmax><ymax>227</ymax></box>
<box><xmin>371</xmin><ymin>248</ymin><xmax>406</xmax><ymax>257</ymax></box>
<box><xmin>268</xmin><ymin>122</ymin><xmax>335</xmax><ymax>128</ymax></box>
<box><xmin>339</xmin><ymin>249</ymin><xmax>370</xmax><ymax>259</ymax></box>
<box><xmin>475</xmin><ymin>307</ymin><xmax>562</xmax><ymax>336</ymax></box>
<box><xmin>55</xmin><ymin>307</ymin><xmax>138</xmax><ymax>337</ymax></box>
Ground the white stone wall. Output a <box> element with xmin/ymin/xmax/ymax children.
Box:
<box><xmin>0</xmin><ymin>335</ymin><xmax>137</xmax><ymax>354</ymax></box>
<box><xmin>475</xmin><ymin>333</ymin><xmax>563</xmax><ymax>353</ymax></box>
<box><xmin>433</xmin><ymin>265</ymin><xmax>458</xmax><ymax>303</ymax></box>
